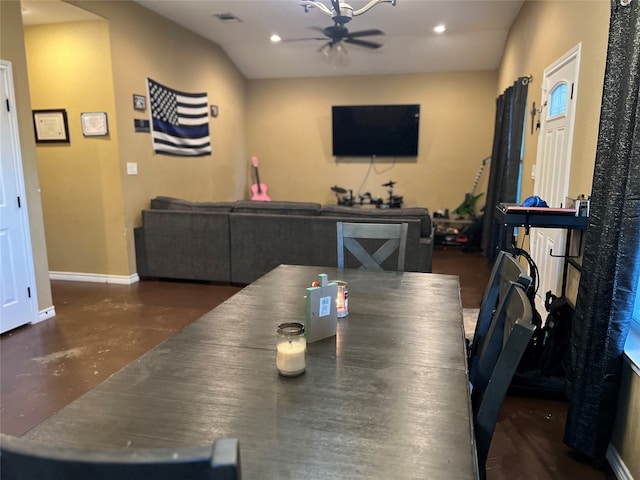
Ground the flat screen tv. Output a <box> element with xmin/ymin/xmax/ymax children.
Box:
<box><xmin>332</xmin><ymin>104</ymin><xmax>420</xmax><ymax>157</ymax></box>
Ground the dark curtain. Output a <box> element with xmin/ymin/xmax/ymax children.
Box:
<box><xmin>564</xmin><ymin>0</ymin><xmax>640</xmax><ymax>467</ymax></box>
<box><xmin>481</xmin><ymin>78</ymin><xmax>529</xmax><ymax>263</ymax></box>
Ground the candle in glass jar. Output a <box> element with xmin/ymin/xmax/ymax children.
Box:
<box><xmin>276</xmin><ymin>322</ymin><xmax>306</xmax><ymax>377</ymax></box>
<box><xmin>336</xmin><ymin>281</ymin><xmax>348</xmax><ymax>318</ymax></box>
<box><xmin>277</xmin><ymin>341</ymin><xmax>306</xmax><ymax>376</ymax></box>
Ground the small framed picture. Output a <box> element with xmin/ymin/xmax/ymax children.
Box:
<box><xmin>32</xmin><ymin>109</ymin><xmax>70</xmax><ymax>143</ymax></box>
<box><xmin>210</xmin><ymin>105</ymin><xmax>219</xmax><ymax>118</ymax></box>
<box><xmin>133</xmin><ymin>94</ymin><xmax>146</xmax><ymax>111</ymax></box>
<box><xmin>81</xmin><ymin>112</ymin><xmax>109</xmax><ymax>136</ymax></box>
<box><xmin>134</xmin><ymin>118</ymin><xmax>150</xmax><ymax>133</ymax></box>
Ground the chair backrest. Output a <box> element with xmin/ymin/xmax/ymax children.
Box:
<box><xmin>336</xmin><ymin>222</ymin><xmax>408</xmax><ymax>272</ymax></box>
<box><xmin>0</xmin><ymin>434</ymin><xmax>241</xmax><ymax>480</ymax></box>
<box><xmin>471</xmin><ymin>282</ymin><xmax>535</xmax><ymax>479</ymax></box>
<box><xmin>468</xmin><ymin>250</ymin><xmax>532</xmax><ymax>384</ymax></box>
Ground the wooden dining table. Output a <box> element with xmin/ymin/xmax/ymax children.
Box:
<box><xmin>23</xmin><ymin>265</ymin><xmax>478</xmax><ymax>479</ymax></box>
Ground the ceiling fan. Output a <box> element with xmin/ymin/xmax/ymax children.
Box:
<box><xmin>286</xmin><ymin>0</ymin><xmax>394</xmax><ymax>57</ymax></box>
<box><xmin>304</xmin><ymin>24</ymin><xmax>385</xmax><ymax>51</ymax></box>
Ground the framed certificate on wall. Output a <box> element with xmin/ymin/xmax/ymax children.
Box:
<box><xmin>32</xmin><ymin>109</ymin><xmax>70</xmax><ymax>143</ymax></box>
<box><xmin>81</xmin><ymin>112</ymin><xmax>109</xmax><ymax>136</ymax></box>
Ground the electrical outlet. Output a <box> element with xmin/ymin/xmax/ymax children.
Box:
<box><xmin>531</xmin><ymin>164</ymin><xmax>536</xmax><ymax>180</ymax></box>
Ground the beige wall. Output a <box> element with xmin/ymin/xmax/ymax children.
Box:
<box><xmin>25</xmin><ymin>21</ymin><xmax>127</xmax><ymax>277</ymax></box>
<box><xmin>499</xmin><ymin>1</ymin><xmax>610</xmax><ymax>200</ymax></box>
<box><xmin>23</xmin><ymin>0</ymin><xmax>247</xmax><ymax>277</ymax></box>
<box><xmin>245</xmin><ymin>1</ymin><xmax>610</xmax><ymax>212</ymax></box>
<box><xmin>78</xmin><ymin>0</ymin><xmax>248</xmax><ymax>275</ymax></box>
<box><xmin>246</xmin><ymin>71</ymin><xmax>497</xmax><ymax>212</ymax></box>
<box><xmin>0</xmin><ymin>0</ymin><xmax>53</xmax><ymax>312</ymax></box>
<box><xmin>500</xmin><ymin>0</ymin><xmax>609</xmax><ymax>305</ymax></box>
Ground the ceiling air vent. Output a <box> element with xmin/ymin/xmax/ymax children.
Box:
<box><xmin>212</xmin><ymin>13</ymin><xmax>242</xmax><ymax>23</ymax></box>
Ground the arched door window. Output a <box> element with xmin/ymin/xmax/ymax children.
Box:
<box><xmin>549</xmin><ymin>83</ymin><xmax>569</xmax><ymax>118</ymax></box>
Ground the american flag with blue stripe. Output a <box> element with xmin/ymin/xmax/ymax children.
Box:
<box><xmin>147</xmin><ymin>78</ymin><xmax>211</xmax><ymax>157</ymax></box>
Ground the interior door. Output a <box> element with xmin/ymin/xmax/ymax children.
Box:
<box><xmin>531</xmin><ymin>45</ymin><xmax>581</xmax><ymax>312</ymax></box>
<box><xmin>1</xmin><ymin>60</ymin><xmax>38</xmax><ymax>333</ymax></box>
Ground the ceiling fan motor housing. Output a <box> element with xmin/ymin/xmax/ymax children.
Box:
<box><xmin>324</xmin><ymin>25</ymin><xmax>349</xmax><ymax>40</ymax></box>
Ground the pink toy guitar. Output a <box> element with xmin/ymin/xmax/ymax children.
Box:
<box><xmin>251</xmin><ymin>156</ymin><xmax>271</xmax><ymax>201</ymax></box>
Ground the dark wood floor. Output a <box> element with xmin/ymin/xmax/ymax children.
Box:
<box><xmin>1</xmin><ymin>247</ymin><xmax>615</xmax><ymax>479</ymax></box>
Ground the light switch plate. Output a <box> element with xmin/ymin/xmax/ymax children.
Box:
<box><xmin>127</xmin><ymin>162</ymin><xmax>138</xmax><ymax>175</ymax></box>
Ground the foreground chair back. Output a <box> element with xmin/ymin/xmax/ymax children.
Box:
<box><xmin>336</xmin><ymin>222</ymin><xmax>408</xmax><ymax>272</ymax></box>
<box><xmin>471</xmin><ymin>282</ymin><xmax>535</xmax><ymax>479</ymax></box>
<box><xmin>0</xmin><ymin>434</ymin><xmax>240</xmax><ymax>480</ymax></box>
<box><xmin>468</xmin><ymin>250</ymin><xmax>532</xmax><ymax>384</ymax></box>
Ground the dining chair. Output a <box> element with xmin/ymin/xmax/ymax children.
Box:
<box><xmin>336</xmin><ymin>221</ymin><xmax>409</xmax><ymax>272</ymax></box>
<box><xmin>471</xmin><ymin>281</ymin><xmax>536</xmax><ymax>479</ymax></box>
<box><xmin>0</xmin><ymin>434</ymin><xmax>241</xmax><ymax>480</ymax></box>
<box><xmin>468</xmin><ymin>250</ymin><xmax>532</xmax><ymax>385</ymax></box>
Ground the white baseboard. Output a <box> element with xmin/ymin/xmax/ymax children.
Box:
<box><xmin>607</xmin><ymin>444</ymin><xmax>633</xmax><ymax>480</ymax></box>
<box><xmin>34</xmin><ymin>273</ymin><xmax>139</xmax><ymax>327</ymax></box>
<box><xmin>49</xmin><ymin>271</ymin><xmax>140</xmax><ymax>285</ymax></box>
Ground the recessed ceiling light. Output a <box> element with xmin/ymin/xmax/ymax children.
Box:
<box><xmin>433</xmin><ymin>24</ymin><xmax>446</xmax><ymax>34</ymax></box>
<box><xmin>270</xmin><ymin>34</ymin><xmax>282</xmax><ymax>43</ymax></box>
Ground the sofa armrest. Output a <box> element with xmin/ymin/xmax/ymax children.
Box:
<box><xmin>141</xmin><ymin>209</ymin><xmax>231</xmax><ymax>282</ymax></box>
<box><xmin>419</xmin><ymin>232</ymin><xmax>434</xmax><ymax>273</ymax></box>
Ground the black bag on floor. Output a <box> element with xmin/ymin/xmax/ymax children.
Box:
<box><xmin>539</xmin><ymin>292</ymin><xmax>573</xmax><ymax>377</ymax></box>
<box><xmin>511</xmin><ymin>290</ymin><xmax>573</xmax><ymax>398</ymax></box>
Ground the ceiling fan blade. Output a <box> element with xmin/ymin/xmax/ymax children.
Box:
<box><xmin>344</xmin><ymin>37</ymin><xmax>382</xmax><ymax>49</ymax></box>
<box><xmin>282</xmin><ymin>36</ymin><xmax>327</xmax><ymax>42</ymax></box>
<box><xmin>347</xmin><ymin>29</ymin><xmax>385</xmax><ymax>38</ymax></box>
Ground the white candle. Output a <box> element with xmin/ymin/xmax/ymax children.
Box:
<box><xmin>277</xmin><ymin>340</ymin><xmax>306</xmax><ymax>376</ymax></box>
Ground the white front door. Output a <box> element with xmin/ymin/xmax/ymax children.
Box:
<box><xmin>531</xmin><ymin>45</ymin><xmax>581</xmax><ymax>312</ymax></box>
<box><xmin>0</xmin><ymin>60</ymin><xmax>38</xmax><ymax>333</ymax></box>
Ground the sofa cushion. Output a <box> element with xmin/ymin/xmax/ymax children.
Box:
<box><xmin>150</xmin><ymin>196</ymin><xmax>235</xmax><ymax>212</ymax></box>
<box><xmin>232</xmin><ymin>200</ymin><xmax>321</xmax><ymax>216</ymax></box>
<box><xmin>320</xmin><ymin>205</ymin><xmax>432</xmax><ymax>238</ymax></box>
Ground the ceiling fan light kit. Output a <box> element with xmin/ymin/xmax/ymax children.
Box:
<box><xmin>322</xmin><ymin>43</ymin><xmax>351</xmax><ymax>67</ymax></box>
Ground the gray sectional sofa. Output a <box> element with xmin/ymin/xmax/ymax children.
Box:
<box><xmin>134</xmin><ymin>197</ymin><xmax>433</xmax><ymax>284</ymax></box>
